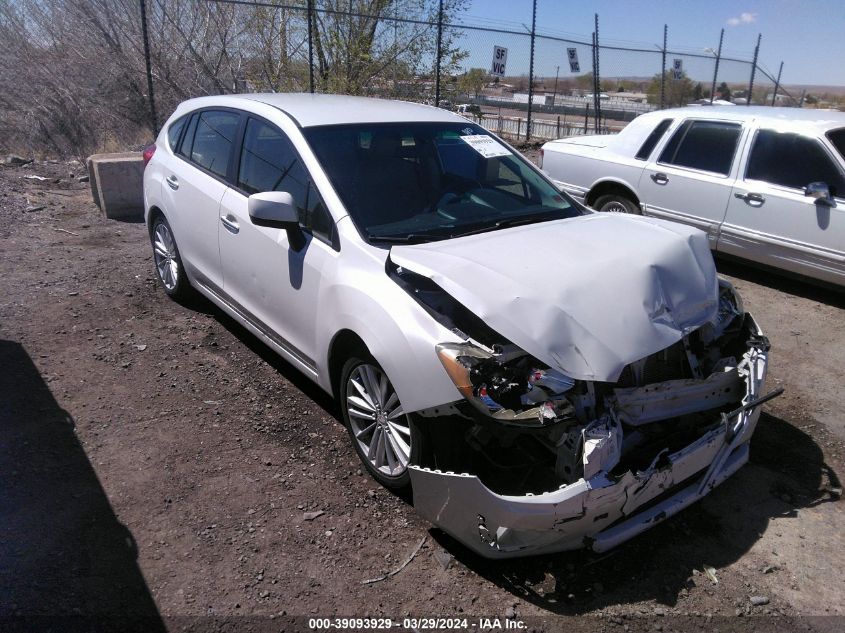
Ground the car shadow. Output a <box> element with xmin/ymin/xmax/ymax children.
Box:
<box><xmin>0</xmin><ymin>339</ymin><xmax>166</xmax><ymax>632</ymax></box>
<box><xmin>715</xmin><ymin>255</ymin><xmax>845</xmax><ymax>308</ymax></box>
<box><xmin>428</xmin><ymin>412</ymin><xmax>840</xmax><ymax>615</ymax></box>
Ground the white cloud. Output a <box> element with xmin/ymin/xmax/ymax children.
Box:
<box><xmin>727</xmin><ymin>12</ymin><xmax>758</xmax><ymax>26</ymax></box>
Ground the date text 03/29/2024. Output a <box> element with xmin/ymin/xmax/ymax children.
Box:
<box><xmin>307</xmin><ymin>617</ymin><xmax>527</xmax><ymax>630</ymax></box>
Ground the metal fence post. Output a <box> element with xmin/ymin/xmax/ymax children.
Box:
<box><xmin>435</xmin><ymin>0</ymin><xmax>443</xmax><ymax>107</ymax></box>
<box><xmin>526</xmin><ymin>0</ymin><xmax>537</xmax><ymax>141</ymax></box>
<box><xmin>771</xmin><ymin>61</ymin><xmax>783</xmax><ymax>106</ymax></box>
<box><xmin>710</xmin><ymin>28</ymin><xmax>724</xmax><ymax>104</ymax></box>
<box><xmin>747</xmin><ymin>33</ymin><xmax>761</xmax><ymax>106</ymax></box>
<box><xmin>307</xmin><ymin>0</ymin><xmax>315</xmax><ymax>93</ymax></box>
<box><xmin>660</xmin><ymin>24</ymin><xmax>667</xmax><ymax>110</ymax></box>
<box><xmin>593</xmin><ymin>14</ymin><xmax>601</xmax><ymax>133</ymax></box>
<box><xmin>139</xmin><ymin>0</ymin><xmax>158</xmax><ymax>135</ymax></box>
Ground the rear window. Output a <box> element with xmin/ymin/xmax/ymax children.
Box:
<box><xmin>659</xmin><ymin>120</ymin><xmax>742</xmax><ymax>176</ymax></box>
<box><xmin>827</xmin><ymin>128</ymin><xmax>845</xmax><ymax>162</ymax></box>
<box><xmin>167</xmin><ymin>116</ymin><xmax>187</xmax><ymax>151</ymax></box>
<box><xmin>635</xmin><ymin>119</ymin><xmax>673</xmax><ymax>160</ymax></box>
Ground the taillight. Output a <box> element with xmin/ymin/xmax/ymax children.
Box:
<box><xmin>142</xmin><ymin>143</ymin><xmax>156</xmax><ymax>167</ymax></box>
<box><xmin>539</xmin><ymin>148</ymin><xmax>544</xmax><ymax>169</ymax></box>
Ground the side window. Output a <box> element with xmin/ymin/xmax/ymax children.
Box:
<box><xmin>635</xmin><ymin>118</ymin><xmax>673</xmax><ymax>160</ymax></box>
<box><xmin>747</xmin><ymin>129</ymin><xmax>845</xmax><ymax>197</ymax></box>
<box><xmin>238</xmin><ymin>118</ymin><xmax>334</xmax><ymax>241</ymax></box>
<box><xmin>658</xmin><ymin>120</ymin><xmax>742</xmax><ymax>176</ymax></box>
<box><xmin>177</xmin><ymin>113</ymin><xmax>198</xmax><ymax>159</ymax></box>
<box><xmin>190</xmin><ymin>110</ymin><xmax>240</xmax><ymax>178</ymax></box>
<box><xmin>167</xmin><ymin>116</ymin><xmax>187</xmax><ymax>151</ymax></box>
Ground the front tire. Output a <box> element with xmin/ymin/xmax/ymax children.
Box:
<box><xmin>150</xmin><ymin>215</ymin><xmax>193</xmax><ymax>302</ymax></box>
<box><xmin>593</xmin><ymin>194</ymin><xmax>640</xmax><ymax>214</ymax></box>
<box><xmin>340</xmin><ymin>356</ymin><xmax>412</xmax><ymax>489</ymax></box>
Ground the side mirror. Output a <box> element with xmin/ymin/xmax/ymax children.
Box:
<box><xmin>804</xmin><ymin>182</ymin><xmax>835</xmax><ymax>207</ymax></box>
<box><xmin>248</xmin><ymin>191</ymin><xmax>306</xmax><ymax>250</ymax></box>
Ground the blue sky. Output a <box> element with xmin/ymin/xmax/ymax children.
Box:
<box><xmin>457</xmin><ymin>0</ymin><xmax>845</xmax><ymax>87</ymax></box>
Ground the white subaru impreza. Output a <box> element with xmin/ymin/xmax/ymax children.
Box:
<box><xmin>143</xmin><ymin>93</ymin><xmax>775</xmax><ymax>558</ymax></box>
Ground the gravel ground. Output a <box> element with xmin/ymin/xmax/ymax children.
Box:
<box><xmin>1</xmin><ymin>158</ymin><xmax>843</xmax><ymax>632</ymax></box>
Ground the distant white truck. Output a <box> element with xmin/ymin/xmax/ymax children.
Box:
<box><xmin>540</xmin><ymin>106</ymin><xmax>845</xmax><ymax>286</ymax></box>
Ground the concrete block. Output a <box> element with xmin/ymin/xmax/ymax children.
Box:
<box><xmin>87</xmin><ymin>152</ymin><xmax>144</xmax><ymax>220</ymax></box>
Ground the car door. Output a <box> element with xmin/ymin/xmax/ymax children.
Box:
<box><xmin>217</xmin><ymin>116</ymin><xmax>340</xmax><ymax>375</ymax></box>
<box><xmin>638</xmin><ymin>118</ymin><xmax>745</xmax><ymax>246</ymax></box>
<box><xmin>160</xmin><ymin>109</ymin><xmax>240</xmax><ymax>290</ymax></box>
<box><xmin>718</xmin><ymin>127</ymin><xmax>845</xmax><ymax>285</ymax></box>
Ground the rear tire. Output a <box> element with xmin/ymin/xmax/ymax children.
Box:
<box><xmin>593</xmin><ymin>194</ymin><xmax>640</xmax><ymax>214</ymax></box>
<box><xmin>340</xmin><ymin>355</ymin><xmax>412</xmax><ymax>490</ymax></box>
<box><xmin>150</xmin><ymin>215</ymin><xmax>193</xmax><ymax>302</ymax></box>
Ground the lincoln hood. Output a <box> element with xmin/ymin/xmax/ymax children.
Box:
<box><xmin>390</xmin><ymin>213</ymin><xmax>719</xmax><ymax>383</ymax></box>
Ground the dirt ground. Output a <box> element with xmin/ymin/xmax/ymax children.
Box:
<box><xmin>1</xmin><ymin>158</ymin><xmax>844</xmax><ymax>633</ymax></box>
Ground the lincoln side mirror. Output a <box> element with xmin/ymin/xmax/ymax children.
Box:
<box><xmin>248</xmin><ymin>191</ymin><xmax>306</xmax><ymax>250</ymax></box>
<box><xmin>804</xmin><ymin>182</ymin><xmax>835</xmax><ymax>207</ymax></box>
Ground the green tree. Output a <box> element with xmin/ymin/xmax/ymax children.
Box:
<box><xmin>457</xmin><ymin>67</ymin><xmax>487</xmax><ymax>99</ymax></box>
<box><xmin>646</xmin><ymin>70</ymin><xmax>694</xmax><ymax>107</ymax></box>
<box><xmin>717</xmin><ymin>81</ymin><xmax>731</xmax><ymax>101</ymax></box>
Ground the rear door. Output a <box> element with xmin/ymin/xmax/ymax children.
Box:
<box><xmin>161</xmin><ymin>109</ymin><xmax>241</xmax><ymax>290</ymax></box>
<box><xmin>719</xmin><ymin>127</ymin><xmax>845</xmax><ymax>284</ymax></box>
<box><xmin>638</xmin><ymin>118</ymin><xmax>745</xmax><ymax>246</ymax></box>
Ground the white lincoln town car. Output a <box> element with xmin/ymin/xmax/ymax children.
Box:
<box><xmin>143</xmin><ymin>94</ymin><xmax>776</xmax><ymax>558</ymax></box>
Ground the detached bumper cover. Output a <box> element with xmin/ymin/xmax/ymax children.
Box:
<box><xmin>409</xmin><ymin>317</ymin><xmax>769</xmax><ymax>559</ymax></box>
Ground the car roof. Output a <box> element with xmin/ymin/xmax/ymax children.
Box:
<box><xmin>173</xmin><ymin>93</ymin><xmax>466</xmax><ymax>128</ymax></box>
<box><xmin>641</xmin><ymin>105</ymin><xmax>845</xmax><ymax>131</ymax></box>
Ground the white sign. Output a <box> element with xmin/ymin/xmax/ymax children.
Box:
<box><xmin>461</xmin><ymin>135</ymin><xmax>511</xmax><ymax>159</ymax></box>
<box><xmin>672</xmin><ymin>58</ymin><xmax>683</xmax><ymax>80</ymax></box>
<box><xmin>491</xmin><ymin>46</ymin><xmax>508</xmax><ymax>77</ymax></box>
<box><xmin>567</xmin><ymin>48</ymin><xmax>580</xmax><ymax>73</ymax></box>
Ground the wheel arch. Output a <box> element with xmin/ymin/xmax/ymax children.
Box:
<box><xmin>327</xmin><ymin>329</ymin><xmax>370</xmax><ymax>400</ymax></box>
<box><xmin>585</xmin><ymin>180</ymin><xmax>641</xmax><ymax>209</ymax></box>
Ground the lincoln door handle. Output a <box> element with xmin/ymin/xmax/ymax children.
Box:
<box><xmin>650</xmin><ymin>172</ymin><xmax>669</xmax><ymax>185</ymax></box>
<box><xmin>165</xmin><ymin>175</ymin><xmax>179</xmax><ymax>190</ymax></box>
<box><xmin>734</xmin><ymin>192</ymin><xmax>765</xmax><ymax>206</ymax></box>
<box><xmin>220</xmin><ymin>214</ymin><xmax>240</xmax><ymax>234</ymax></box>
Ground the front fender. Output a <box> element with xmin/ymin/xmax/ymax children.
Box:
<box><xmin>317</xmin><ymin>275</ymin><xmax>464</xmax><ymax>414</ymax></box>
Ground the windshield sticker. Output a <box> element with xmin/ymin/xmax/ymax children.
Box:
<box><xmin>460</xmin><ymin>134</ymin><xmax>511</xmax><ymax>159</ymax></box>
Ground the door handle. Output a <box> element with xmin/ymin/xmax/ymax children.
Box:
<box><xmin>166</xmin><ymin>175</ymin><xmax>179</xmax><ymax>190</ymax></box>
<box><xmin>220</xmin><ymin>214</ymin><xmax>240</xmax><ymax>234</ymax></box>
<box><xmin>734</xmin><ymin>192</ymin><xmax>765</xmax><ymax>206</ymax></box>
<box><xmin>650</xmin><ymin>172</ymin><xmax>669</xmax><ymax>185</ymax></box>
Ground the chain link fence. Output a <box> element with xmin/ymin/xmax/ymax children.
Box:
<box><xmin>1</xmin><ymin>0</ymin><xmax>800</xmax><ymax>157</ymax></box>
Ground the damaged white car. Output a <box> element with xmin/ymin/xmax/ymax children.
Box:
<box><xmin>144</xmin><ymin>94</ymin><xmax>779</xmax><ymax>559</ymax></box>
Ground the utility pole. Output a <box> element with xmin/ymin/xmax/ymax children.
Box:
<box><xmin>526</xmin><ymin>0</ymin><xmax>537</xmax><ymax>141</ymax></box>
<box><xmin>551</xmin><ymin>65</ymin><xmax>559</xmax><ymax>106</ymax></box>
<box><xmin>307</xmin><ymin>0</ymin><xmax>315</xmax><ymax>93</ymax></box>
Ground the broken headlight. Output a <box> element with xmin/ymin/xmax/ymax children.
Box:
<box><xmin>436</xmin><ymin>342</ymin><xmax>577</xmax><ymax>425</ymax></box>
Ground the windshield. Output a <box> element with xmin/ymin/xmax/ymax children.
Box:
<box><xmin>303</xmin><ymin>122</ymin><xmax>582</xmax><ymax>243</ymax></box>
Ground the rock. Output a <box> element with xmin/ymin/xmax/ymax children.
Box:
<box><xmin>6</xmin><ymin>154</ymin><xmax>33</xmax><ymax>165</ymax></box>
<box><xmin>750</xmin><ymin>596</ymin><xmax>770</xmax><ymax>606</ymax></box>
<box><xmin>78</xmin><ymin>175</ymin><xmax>90</xmax><ymax>182</ymax></box>
<box><xmin>504</xmin><ymin>606</ymin><xmax>515</xmax><ymax>619</ymax></box>
<box><xmin>433</xmin><ymin>548</ymin><xmax>453</xmax><ymax>571</ymax></box>
<box><xmin>26</xmin><ymin>205</ymin><xmax>46</xmax><ymax>212</ymax></box>
<box><xmin>303</xmin><ymin>510</ymin><xmax>324</xmax><ymax>521</ymax></box>
<box><xmin>653</xmin><ymin>607</ymin><xmax>666</xmax><ymax>616</ymax></box>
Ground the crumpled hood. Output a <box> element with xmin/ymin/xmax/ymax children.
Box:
<box><xmin>390</xmin><ymin>213</ymin><xmax>719</xmax><ymax>382</ymax></box>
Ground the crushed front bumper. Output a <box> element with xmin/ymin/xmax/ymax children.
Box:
<box><xmin>409</xmin><ymin>317</ymin><xmax>769</xmax><ymax>559</ymax></box>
